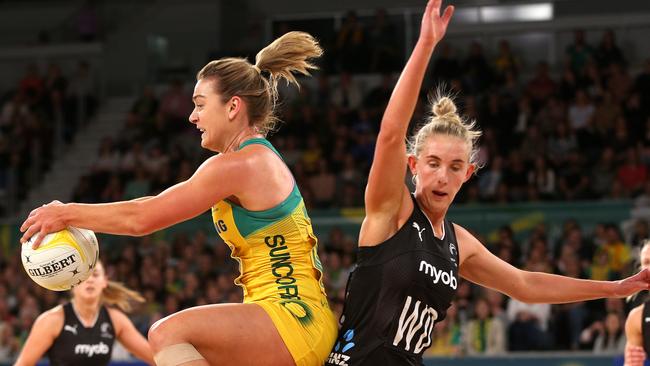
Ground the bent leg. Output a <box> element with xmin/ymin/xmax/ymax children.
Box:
<box><xmin>148</xmin><ymin>303</ymin><xmax>295</xmax><ymax>366</ymax></box>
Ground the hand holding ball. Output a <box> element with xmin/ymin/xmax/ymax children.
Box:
<box><xmin>21</xmin><ymin>227</ymin><xmax>99</xmax><ymax>291</ymax></box>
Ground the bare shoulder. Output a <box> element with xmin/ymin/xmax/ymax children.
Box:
<box><xmin>239</xmin><ymin>143</ymin><xmax>285</xmax><ymax>168</ymax></box>
<box><xmin>107</xmin><ymin>307</ymin><xmax>130</xmax><ymax>329</ymax></box>
<box><xmin>34</xmin><ymin>305</ymin><xmax>65</xmax><ymax>334</ymax></box>
<box><xmin>40</xmin><ymin>304</ymin><xmax>64</xmax><ymax>322</ymax></box>
<box><xmin>359</xmin><ymin>186</ymin><xmax>413</xmax><ymax>246</ymax></box>
<box><xmin>626</xmin><ymin>304</ymin><xmax>643</xmax><ymax>328</ymax></box>
<box><xmin>222</xmin><ymin>143</ymin><xmax>284</xmax><ymax>176</ymax></box>
<box><xmin>193</xmin><ymin>151</ymin><xmax>254</xmax><ymax>183</ymax></box>
<box><xmin>626</xmin><ymin>303</ymin><xmax>644</xmax><ymax>345</ymax></box>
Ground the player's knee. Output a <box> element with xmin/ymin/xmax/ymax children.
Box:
<box><xmin>148</xmin><ymin>316</ymin><xmax>174</xmax><ymax>352</ymax></box>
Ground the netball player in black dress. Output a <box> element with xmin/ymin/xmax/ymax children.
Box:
<box><xmin>326</xmin><ymin>1</ymin><xmax>650</xmax><ymax>365</ymax></box>
<box><xmin>14</xmin><ymin>261</ymin><xmax>153</xmax><ymax>366</ymax></box>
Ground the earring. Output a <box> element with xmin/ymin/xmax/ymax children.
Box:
<box><xmin>411</xmin><ymin>174</ymin><xmax>417</xmax><ymax>185</ymax></box>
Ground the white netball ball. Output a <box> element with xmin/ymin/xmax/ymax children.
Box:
<box><xmin>22</xmin><ymin>227</ymin><xmax>99</xmax><ymax>291</ymax></box>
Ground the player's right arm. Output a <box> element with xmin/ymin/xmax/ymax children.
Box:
<box><xmin>624</xmin><ymin>305</ymin><xmax>646</xmax><ymax>366</ymax></box>
<box><xmin>20</xmin><ymin>147</ymin><xmax>254</xmax><ymax>247</ymax></box>
<box><xmin>14</xmin><ymin>306</ymin><xmax>64</xmax><ymax>366</ymax></box>
<box><xmin>360</xmin><ymin>0</ymin><xmax>453</xmax><ymax>245</ymax></box>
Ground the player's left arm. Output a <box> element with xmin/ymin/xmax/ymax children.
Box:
<box><xmin>109</xmin><ymin>308</ymin><xmax>154</xmax><ymax>365</ymax></box>
<box><xmin>457</xmin><ymin>223</ymin><xmax>650</xmax><ymax>303</ymax></box>
<box><xmin>14</xmin><ymin>307</ymin><xmax>63</xmax><ymax>366</ymax></box>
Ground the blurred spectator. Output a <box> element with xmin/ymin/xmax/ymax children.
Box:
<box><xmin>547</xmin><ymin>122</ymin><xmax>578</xmax><ymax>166</ymax></box>
<box><xmin>558</xmin><ymin>66</ymin><xmax>579</xmax><ymax>101</ymax></box>
<box><xmin>634</xmin><ymin>180</ymin><xmax>650</xmax><ymax>208</ymax></box>
<box><xmin>596</xmin><ymin>29</ymin><xmax>625</xmax><ymax>70</ymax></box>
<box><xmin>335</xmin><ymin>11</ymin><xmax>367</xmax><ymax>72</ymax></box>
<box><xmin>66</xmin><ymin>61</ymin><xmax>98</xmax><ymax>127</ymax></box>
<box><xmin>502</xmin><ymin>153</ymin><xmax>527</xmax><ymax>201</ymax></box>
<box><xmin>363</xmin><ymin>73</ymin><xmax>394</xmax><ymax>121</ymax></box>
<box><xmin>0</xmin><ymin>322</ymin><xmax>19</xmax><ymax>362</ymax></box>
<box><xmin>519</xmin><ymin>125</ymin><xmax>545</xmax><ymax>162</ymax></box>
<box><xmin>494</xmin><ymin>40</ymin><xmax>520</xmax><ymax>81</ymax></box>
<box><xmin>462</xmin><ymin>297</ymin><xmax>506</xmax><ymax>355</ymax></box>
<box><xmin>557</xmin><ymin>151</ymin><xmax>590</xmax><ymax>200</ymax></box>
<box><xmin>534</xmin><ymin>96</ymin><xmax>565</xmax><ymax>137</ymax></box>
<box><xmin>462</xmin><ymin>42</ymin><xmax>493</xmax><ymax>93</ymax></box>
<box><xmin>580</xmin><ymin>312</ymin><xmax>626</xmax><ymax>354</ymax></box>
<box><xmin>552</xmin><ymin>254</ymin><xmax>588</xmax><ymax>350</ymax></box>
<box><xmin>330</xmin><ymin>72</ymin><xmax>363</xmax><ymax>120</ymax></box>
<box><xmin>526</xmin><ymin>62</ymin><xmax>556</xmax><ymax>109</ymax></box>
<box><xmin>309</xmin><ymin>159</ymin><xmax>336</xmax><ymax>208</ymax></box>
<box><xmin>159</xmin><ymin>79</ymin><xmax>192</xmax><ymax>128</ymax></box>
<box><xmin>43</xmin><ymin>63</ymin><xmax>67</xmax><ymax>119</ymax></box>
<box><xmin>523</xmin><ymin>238</ymin><xmax>553</xmax><ymax>273</ymax></box>
<box><xmin>595</xmin><ymin>224</ymin><xmax>632</xmax><ymax>278</ymax></box>
<box><xmin>0</xmin><ymin>93</ymin><xmax>32</xmax><ymax>129</ymax></box>
<box><xmin>582</xmin><ymin>60</ymin><xmax>605</xmax><ymax>97</ymax></box>
<box><xmin>123</xmin><ymin>168</ymin><xmax>151</xmax><ymax>200</ymax></box>
<box><xmin>592</xmin><ymin>91</ymin><xmax>621</xmax><ymax>135</ymax></box>
<box><xmin>617</xmin><ymin>147</ymin><xmax>647</xmax><ymax>196</ymax></box>
<box><xmin>130</xmin><ymin>86</ymin><xmax>159</xmax><ymax>125</ymax></box>
<box><xmin>506</xmin><ymin>297</ymin><xmax>552</xmax><ymax>351</ymax></box>
<box><xmin>101</xmin><ymin>174</ymin><xmax>124</xmax><ymax>202</ymax></box>
<box><xmin>606</xmin><ymin>63</ymin><xmax>632</xmax><ymax>103</ymax></box>
<box><xmin>368</xmin><ymin>9</ymin><xmax>400</xmax><ymax>73</ymax></box>
<box><xmin>629</xmin><ymin>219</ymin><xmax>649</xmax><ymax>246</ymax></box>
<box><xmin>18</xmin><ymin>64</ymin><xmax>44</xmax><ymax>105</ymax></box>
<box><xmin>623</xmin><ymin>92</ymin><xmax>644</xmax><ymax>137</ymax></box>
<box><xmin>425</xmin><ymin>302</ymin><xmax>462</xmax><ymax>356</ymax></box>
<box><xmin>432</xmin><ymin>43</ymin><xmax>461</xmax><ymax>84</ymax></box>
<box><xmin>477</xmin><ymin>155</ymin><xmax>503</xmax><ymax>200</ymax></box>
<box><xmin>566</xmin><ymin>29</ymin><xmax>594</xmax><ymax>74</ymax></box>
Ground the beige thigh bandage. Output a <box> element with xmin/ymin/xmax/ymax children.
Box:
<box><xmin>154</xmin><ymin>343</ymin><xmax>205</xmax><ymax>366</ymax></box>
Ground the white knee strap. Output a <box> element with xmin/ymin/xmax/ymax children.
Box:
<box><xmin>154</xmin><ymin>343</ymin><xmax>205</xmax><ymax>366</ymax></box>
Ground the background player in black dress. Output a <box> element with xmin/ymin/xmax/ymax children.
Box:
<box><xmin>14</xmin><ymin>261</ymin><xmax>154</xmax><ymax>366</ymax></box>
<box><xmin>624</xmin><ymin>240</ymin><xmax>650</xmax><ymax>366</ymax></box>
<box><xmin>327</xmin><ymin>1</ymin><xmax>650</xmax><ymax>365</ymax></box>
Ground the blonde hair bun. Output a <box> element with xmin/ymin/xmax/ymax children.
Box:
<box><xmin>432</xmin><ymin>96</ymin><xmax>457</xmax><ymax>118</ymax></box>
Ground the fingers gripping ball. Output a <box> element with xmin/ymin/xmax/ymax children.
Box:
<box><xmin>21</xmin><ymin>227</ymin><xmax>99</xmax><ymax>291</ymax></box>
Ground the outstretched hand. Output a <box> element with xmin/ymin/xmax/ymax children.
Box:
<box><xmin>615</xmin><ymin>268</ymin><xmax>650</xmax><ymax>298</ymax></box>
<box><xmin>20</xmin><ymin>200</ymin><xmax>67</xmax><ymax>249</ymax></box>
<box><xmin>419</xmin><ymin>0</ymin><xmax>454</xmax><ymax>46</ymax></box>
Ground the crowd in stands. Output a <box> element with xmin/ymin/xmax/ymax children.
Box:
<box><xmin>1</xmin><ymin>17</ymin><xmax>650</xmax><ymax>362</ymax></box>
<box><xmin>0</xmin><ymin>61</ymin><xmax>98</xmax><ymax>216</ymax></box>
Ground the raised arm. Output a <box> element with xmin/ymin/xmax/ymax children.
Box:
<box><xmin>365</xmin><ymin>0</ymin><xmax>453</xmax><ymax>216</ymax></box>
<box><xmin>360</xmin><ymin>0</ymin><xmax>453</xmax><ymax>244</ymax></box>
<box><xmin>14</xmin><ymin>307</ymin><xmax>63</xmax><ymax>366</ymax></box>
<box><xmin>21</xmin><ymin>151</ymin><xmax>250</xmax><ymax>247</ymax></box>
<box><xmin>457</xmin><ymin>224</ymin><xmax>650</xmax><ymax>303</ymax></box>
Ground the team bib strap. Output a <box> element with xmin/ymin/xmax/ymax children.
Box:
<box><xmin>153</xmin><ymin>343</ymin><xmax>205</xmax><ymax>366</ymax></box>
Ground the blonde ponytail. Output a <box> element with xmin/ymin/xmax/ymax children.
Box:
<box><xmin>102</xmin><ymin>280</ymin><xmax>145</xmax><ymax>313</ymax></box>
<box><xmin>197</xmin><ymin>31</ymin><xmax>322</xmax><ymax>136</ymax></box>
<box><xmin>255</xmin><ymin>31</ymin><xmax>323</xmax><ymax>102</ymax></box>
